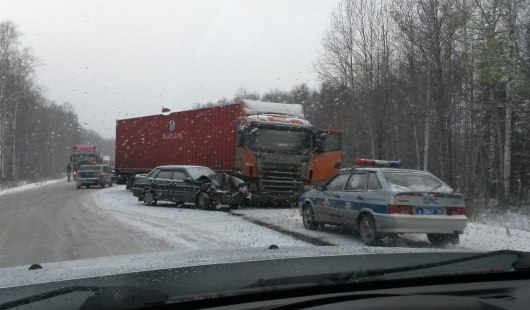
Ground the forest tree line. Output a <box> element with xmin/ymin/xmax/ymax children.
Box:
<box><xmin>198</xmin><ymin>0</ymin><xmax>530</xmax><ymax>210</ymax></box>
<box><xmin>0</xmin><ymin>22</ymin><xmax>114</xmax><ymax>183</ymax></box>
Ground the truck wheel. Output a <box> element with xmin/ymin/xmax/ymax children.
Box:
<box><xmin>195</xmin><ymin>192</ymin><xmax>211</xmax><ymax>210</ymax></box>
<box><xmin>358</xmin><ymin>214</ymin><xmax>381</xmax><ymax>246</ymax></box>
<box><xmin>101</xmin><ymin>183</ymin><xmax>105</xmax><ymax>188</ymax></box>
<box><xmin>427</xmin><ymin>233</ymin><xmax>452</xmax><ymax>246</ymax></box>
<box><xmin>302</xmin><ymin>205</ymin><xmax>319</xmax><ymax>230</ymax></box>
<box><xmin>143</xmin><ymin>190</ymin><xmax>157</xmax><ymax>206</ymax></box>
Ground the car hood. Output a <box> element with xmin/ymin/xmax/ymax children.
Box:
<box><xmin>0</xmin><ymin>246</ymin><xmax>496</xmax><ymax>289</ymax></box>
<box><xmin>1</xmin><ymin>246</ymin><xmax>528</xmax><ymax>308</ymax></box>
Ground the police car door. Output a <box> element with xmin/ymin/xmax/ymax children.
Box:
<box><xmin>363</xmin><ymin>172</ymin><xmax>388</xmax><ymax>215</ymax></box>
<box><xmin>339</xmin><ymin>171</ymin><xmax>368</xmax><ymax>229</ymax></box>
<box><xmin>316</xmin><ymin>172</ymin><xmax>350</xmax><ymax>224</ymax></box>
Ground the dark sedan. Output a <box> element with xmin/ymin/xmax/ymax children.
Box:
<box><xmin>132</xmin><ymin>165</ymin><xmax>251</xmax><ymax>210</ymax></box>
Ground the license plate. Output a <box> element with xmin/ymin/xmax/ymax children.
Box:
<box><xmin>416</xmin><ymin>208</ymin><xmax>443</xmax><ymax>215</ymax></box>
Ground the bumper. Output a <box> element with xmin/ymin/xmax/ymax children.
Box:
<box><xmin>76</xmin><ymin>178</ymin><xmax>102</xmax><ymax>185</ymax></box>
<box><xmin>374</xmin><ymin>213</ymin><xmax>468</xmax><ymax>234</ymax></box>
<box><xmin>252</xmin><ymin>191</ymin><xmax>300</xmax><ymax>206</ymax></box>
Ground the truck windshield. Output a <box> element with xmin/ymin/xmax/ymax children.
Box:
<box><xmin>251</xmin><ymin>128</ymin><xmax>312</xmax><ymax>155</ymax></box>
<box><xmin>73</xmin><ymin>154</ymin><xmax>95</xmax><ymax>163</ymax></box>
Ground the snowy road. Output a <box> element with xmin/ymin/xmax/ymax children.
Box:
<box><xmin>0</xmin><ymin>181</ymin><xmax>170</xmax><ymax>267</ymax></box>
<box><xmin>1</xmin><ymin>180</ymin><xmax>529</xmax><ymax>268</ymax></box>
<box><xmin>0</xmin><ymin>181</ymin><xmax>309</xmax><ymax>268</ymax></box>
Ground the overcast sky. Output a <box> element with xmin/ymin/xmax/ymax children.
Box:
<box><xmin>3</xmin><ymin>0</ymin><xmax>339</xmax><ymax>138</ymax></box>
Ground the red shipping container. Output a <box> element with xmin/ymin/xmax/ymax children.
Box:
<box><xmin>115</xmin><ymin>103</ymin><xmax>243</xmax><ymax>174</ymax></box>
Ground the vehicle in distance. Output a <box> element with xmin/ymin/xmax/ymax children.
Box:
<box><xmin>70</xmin><ymin>145</ymin><xmax>103</xmax><ymax>178</ymax></box>
<box><xmin>75</xmin><ymin>165</ymin><xmax>114</xmax><ymax>189</ymax></box>
<box><xmin>132</xmin><ymin>165</ymin><xmax>251</xmax><ymax>209</ymax></box>
<box><xmin>299</xmin><ymin>159</ymin><xmax>468</xmax><ymax>246</ymax></box>
<box><xmin>102</xmin><ymin>155</ymin><xmax>112</xmax><ymax>165</ymax></box>
<box><xmin>108</xmin><ymin>165</ymin><xmax>119</xmax><ymax>183</ymax></box>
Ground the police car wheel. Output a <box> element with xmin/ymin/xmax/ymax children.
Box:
<box><xmin>427</xmin><ymin>233</ymin><xmax>451</xmax><ymax>246</ymax></box>
<box><xmin>302</xmin><ymin>205</ymin><xmax>318</xmax><ymax>230</ymax></box>
<box><xmin>143</xmin><ymin>190</ymin><xmax>157</xmax><ymax>206</ymax></box>
<box><xmin>358</xmin><ymin>214</ymin><xmax>380</xmax><ymax>246</ymax></box>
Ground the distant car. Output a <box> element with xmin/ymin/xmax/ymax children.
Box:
<box><xmin>75</xmin><ymin>165</ymin><xmax>113</xmax><ymax>189</ymax></box>
<box><xmin>107</xmin><ymin>165</ymin><xmax>119</xmax><ymax>183</ymax></box>
<box><xmin>132</xmin><ymin>165</ymin><xmax>251</xmax><ymax>210</ymax></box>
<box><xmin>299</xmin><ymin>159</ymin><xmax>468</xmax><ymax>246</ymax></box>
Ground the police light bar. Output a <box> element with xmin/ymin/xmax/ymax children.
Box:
<box><xmin>354</xmin><ymin>159</ymin><xmax>401</xmax><ymax>168</ymax></box>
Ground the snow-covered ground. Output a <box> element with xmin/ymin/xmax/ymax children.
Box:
<box><xmin>91</xmin><ymin>186</ymin><xmax>311</xmax><ymax>251</ymax></box>
<box><xmin>475</xmin><ymin>207</ymin><xmax>530</xmax><ymax>232</ymax></box>
<box><xmin>91</xmin><ymin>186</ymin><xmax>530</xmax><ymax>252</ymax></box>
<box><xmin>0</xmin><ymin>178</ymin><xmax>65</xmax><ymax>197</ymax></box>
<box><xmin>232</xmin><ymin>208</ymin><xmax>530</xmax><ymax>252</ymax></box>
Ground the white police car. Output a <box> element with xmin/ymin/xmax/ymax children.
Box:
<box><xmin>299</xmin><ymin>159</ymin><xmax>468</xmax><ymax>246</ymax></box>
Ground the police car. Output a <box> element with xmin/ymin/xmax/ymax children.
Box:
<box><xmin>299</xmin><ymin>159</ymin><xmax>468</xmax><ymax>246</ymax></box>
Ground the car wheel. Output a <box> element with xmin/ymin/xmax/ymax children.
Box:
<box><xmin>302</xmin><ymin>205</ymin><xmax>319</xmax><ymax>230</ymax></box>
<box><xmin>101</xmin><ymin>183</ymin><xmax>105</xmax><ymax>188</ymax></box>
<box><xmin>143</xmin><ymin>190</ymin><xmax>157</xmax><ymax>206</ymax></box>
<box><xmin>109</xmin><ymin>181</ymin><xmax>113</xmax><ymax>187</ymax></box>
<box><xmin>358</xmin><ymin>214</ymin><xmax>380</xmax><ymax>246</ymax></box>
<box><xmin>427</xmin><ymin>233</ymin><xmax>452</xmax><ymax>246</ymax></box>
<box><xmin>195</xmin><ymin>192</ymin><xmax>211</xmax><ymax>210</ymax></box>
<box><xmin>76</xmin><ymin>185</ymin><xmax>81</xmax><ymax>189</ymax></box>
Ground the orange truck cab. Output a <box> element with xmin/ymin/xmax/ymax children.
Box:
<box><xmin>234</xmin><ymin>100</ymin><xmax>342</xmax><ymax>205</ymax></box>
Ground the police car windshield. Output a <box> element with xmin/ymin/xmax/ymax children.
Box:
<box><xmin>383</xmin><ymin>172</ymin><xmax>453</xmax><ymax>193</ymax></box>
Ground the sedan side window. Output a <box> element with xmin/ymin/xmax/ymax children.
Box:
<box><xmin>155</xmin><ymin>169</ymin><xmax>172</xmax><ymax>180</ymax></box>
<box><xmin>172</xmin><ymin>170</ymin><xmax>187</xmax><ymax>181</ymax></box>
<box><xmin>367</xmin><ymin>172</ymin><xmax>382</xmax><ymax>191</ymax></box>
<box><xmin>345</xmin><ymin>172</ymin><xmax>367</xmax><ymax>191</ymax></box>
<box><xmin>326</xmin><ymin>173</ymin><xmax>350</xmax><ymax>191</ymax></box>
<box><xmin>148</xmin><ymin>168</ymin><xmax>161</xmax><ymax>178</ymax></box>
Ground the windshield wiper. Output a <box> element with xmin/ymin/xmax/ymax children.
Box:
<box><xmin>0</xmin><ymin>286</ymin><xmax>168</xmax><ymax>310</ymax></box>
<box><xmin>246</xmin><ymin>250</ymin><xmax>530</xmax><ymax>289</ymax></box>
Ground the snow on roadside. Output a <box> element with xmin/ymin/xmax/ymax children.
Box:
<box><xmin>231</xmin><ymin>208</ymin><xmax>365</xmax><ymax>247</ymax></box>
<box><xmin>91</xmin><ymin>186</ymin><xmax>530</xmax><ymax>253</ymax></box>
<box><xmin>0</xmin><ymin>178</ymin><xmax>65</xmax><ymax>197</ymax></box>
<box><xmin>91</xmin><ymin>186</ymin><xmax>312</xmax><ymax>252</ymax></box>
<box><xmin>233</xmin><ymin>208</ymin><xmax>530</xmax><ymax>252</ymax></box>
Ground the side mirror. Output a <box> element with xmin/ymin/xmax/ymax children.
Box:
<box><xmin>184</xmin><ymin>178</ymin><xmax>193</xmax><ymax>184</ymax></box>
<box><xmin>314</xmin><ymin>133</ymin><xmax>327</xmax><ymax>154</ymax></box>
<box><xmin>316</xmin><ymin>185</ymin><xmax>326</xmax><ymax>191</ymax></box>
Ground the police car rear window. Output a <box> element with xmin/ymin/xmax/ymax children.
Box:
<box><xmin>382</xmin><ymin>172</ymin><xmax>452</xmax><ymax>193</ymax></box>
